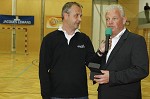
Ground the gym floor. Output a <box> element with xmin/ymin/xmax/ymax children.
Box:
<box><xmin>0</xmin><ymin>53</ymin><xmax>150</xmax><ymax>99</ymax></box>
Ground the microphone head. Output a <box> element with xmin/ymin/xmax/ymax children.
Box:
<box><xmin>105</xmin><ymin>28</ymin><xmax>112</xmax><ymax>35</ymax></box>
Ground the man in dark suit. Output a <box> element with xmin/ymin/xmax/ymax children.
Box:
<box><xmin>94</xmin><ymin>4</ymin><xmax>149</xmax><ymax>99</ymax></box>
<box><xmin>144</xmin><ymin>2</ymin><xmax>150</xmax><ymax>23</ymax></box>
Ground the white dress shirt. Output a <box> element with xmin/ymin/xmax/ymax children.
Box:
<box><xmin>106</xmin><ymin>28</ymin><xmax>126</xmax><ymax>63</ymax></box>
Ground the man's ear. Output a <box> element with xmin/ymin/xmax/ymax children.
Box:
<box><xmin>63</xmin><ymin>13</ymin><xmax>68</xmax><ymax>20</ymax></box>
<box><xmin>123</xmin><ymin>17</ymin><xmax>127</xmax><ymax>25</ymax></box>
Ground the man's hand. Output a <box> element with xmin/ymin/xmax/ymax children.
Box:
<box><xmin>94</xmin><ymin>70</ymin><xmax>109</xmax><ymax>84</ymax></box>
<box><xmin>99</xmin><ymin>38</ymin><xmax>112</xmax><ymax>53</ymax></box>
<box><xmin>99</xmin><ymin>40</ymin><xmax>105</xmax><ymax>53</ymax></box>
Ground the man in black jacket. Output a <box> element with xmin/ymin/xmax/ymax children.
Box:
<box><xmin>39</xmin><ymin>2</ymin><xmax>104</xmax><ymax>99</ymax></box>
<box><xmin>144</xmin><ymin>2</ymin><xmax>150</xmax><ymax>23</ymax></box>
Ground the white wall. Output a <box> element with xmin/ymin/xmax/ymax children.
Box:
<box><xmin>92</xmin><ymin>4</ymin><xmax>108</xmax><ymax>51</ymax></box>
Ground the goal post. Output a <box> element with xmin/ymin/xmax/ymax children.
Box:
<box><xmin>0</xmin><ymin>27</ymin><xmax>28</xmax><ymax>54</ymax></box>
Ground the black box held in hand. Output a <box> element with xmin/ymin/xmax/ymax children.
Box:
<box><xmin>88</xmin><ymin>63</ymin><xmax>103</xmax><ymax>81</ymax></box>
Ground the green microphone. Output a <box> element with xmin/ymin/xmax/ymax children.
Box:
<box><xmin>105</xmin><ymin>28</ymin><xmax>112</xmax><ymax>52</ymax></box>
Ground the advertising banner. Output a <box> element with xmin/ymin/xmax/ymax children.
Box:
<box><xmin>0</xmin><ymin>15</ymin><xmax>34</xmax><ymax>25</ymax></box>
<box><xmin>46</xmin><ymin>16</ymin><xmax>62</xmax><ymax>28</ymax></box>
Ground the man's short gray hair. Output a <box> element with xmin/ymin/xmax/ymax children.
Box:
<box><xmin>105</xmin><ymin>4</ymin><xmax>125</xmax><ymax>17</ymax></box>
<box><xmin>61</xmin><ymin>2</ymin><xmax>83</xmax><ymax>20</ymax></box>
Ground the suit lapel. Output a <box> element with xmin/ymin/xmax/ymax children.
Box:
<box><xmin>105</xmin><ymin>30</ymin><xmax>129</xmax><ymax>68</ymax></box>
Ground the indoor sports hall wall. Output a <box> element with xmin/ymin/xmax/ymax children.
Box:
<box><xmin>0</xmin><ymin>0</ymin><xmax>148</xmax><ymax>55</ymax></box>
<box><xmin>0</xmin><ymin>0</ymin><xmax>92</xmax><ymax>54</ymax></box>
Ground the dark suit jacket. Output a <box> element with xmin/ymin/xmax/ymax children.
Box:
<box><xmin>98</xmin><ymin>29</ymin><xmax>149</xmax><ymax>99</ymax></box>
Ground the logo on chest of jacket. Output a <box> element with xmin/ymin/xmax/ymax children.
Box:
<box><xmin>77</xmin><ymin>44</ymin><xmax>85</xmax><ymax>48</ymax></box>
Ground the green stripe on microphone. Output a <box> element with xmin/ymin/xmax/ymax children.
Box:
<box><xmin>105</xmin><ymin>28</ymin><xmax>112</xmax><ymax>35</ymax></box>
